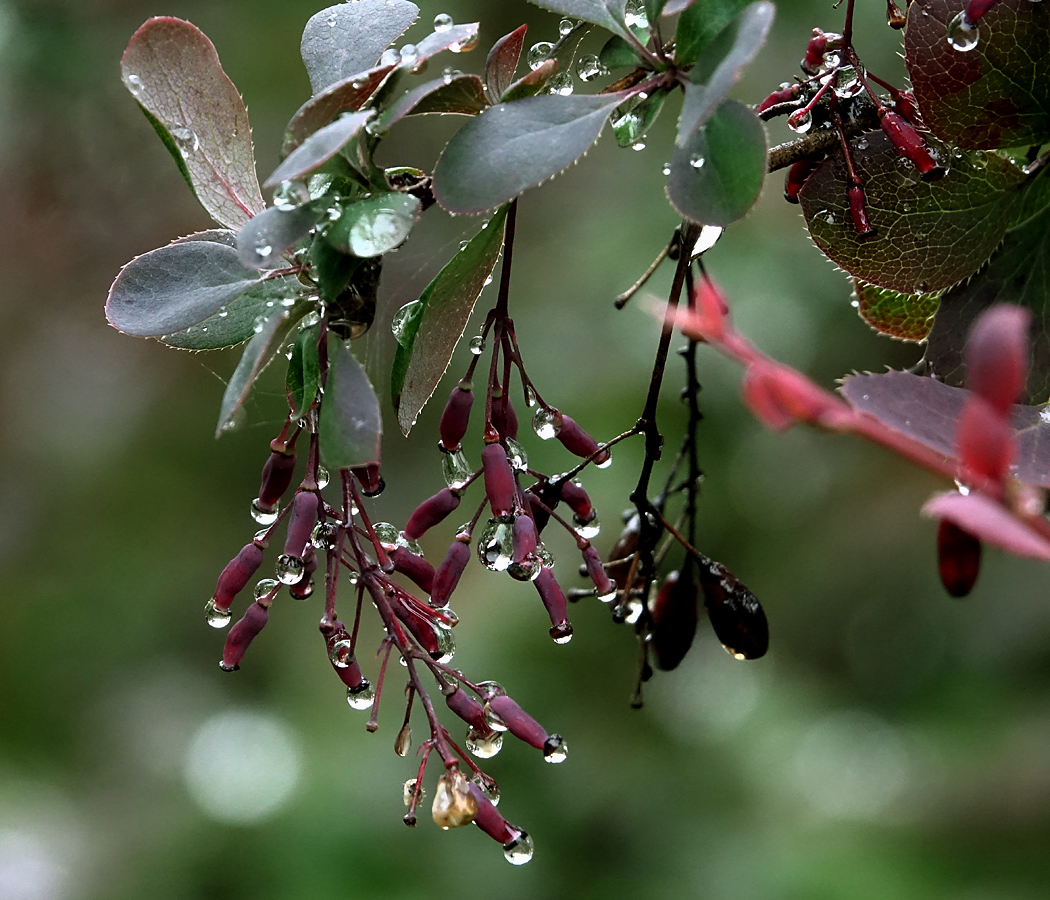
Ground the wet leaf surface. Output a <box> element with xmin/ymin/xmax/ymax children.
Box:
<box><xmin>376</xmin><ymin>75</ymin><xmax>489</xmax><ymax>132</ymax></box>
<box><xmin>237</xmin><ymin>204</ymin><xmax>323</xmax><ymax>270</ymax></box>
<box><xmin>852</xmin><ymin>279</ymin><xmax>941</xmax><ymax>342</ymax></box>
<box><xmin>287</xmin><ymin>323</ymin><xmax>321</xmax><ymax>419</ymax></box>
<box><xmin>524</xmin><ymin>0</ymin><xmax>637</xmax><ymax>44</ymax></box>
<box><xmin>265</xmin><ymin>111</ymin><xmax>373</xmax><ymax>188</ymax></box>
<box><xmin>324</xmin><ymin>193</ymin><xmax>422</xmax><ymax>257</ymax></box>
<box><xmin>675</xmin><ymin>0</ymin><xmax>754</xmax><ymax>67</ymax></box>
<box><xmin>486</xmin><ymin>25</ymin><xmax>528</xmax><ymax>101</ymax></box>
<box><xmin>319</xmin><ymin>335</ymin><xmax>383</xmax><ymax>469</ymax></box>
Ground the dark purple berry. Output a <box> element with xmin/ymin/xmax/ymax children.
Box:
<box><xmin>431</xmin><ymin>538</ymin><xmax>471</xmax><ymax>607</ymax></box>
<box><xmin>221</xmin><ymin>601</ymin><xmax>269</xmax><ymax>670</ymax></box>
<box><xmin>404</xmin><ymin>488</ymin><xmax>461</xmax><ymax>541</ymax></box>
<box><xmin>213</xmin><ymin>542</ymin><xmax>265</xmax><ymax>611</ymax></box>
<box><xmin>482</xmin><ymin>443</ymin><xmax>516</xmax><ymax>518</ymax></box>
<box><xmin>439</xmin><ymin>384</ymin><xmax>474</xmax><ymax>452</ymax></box>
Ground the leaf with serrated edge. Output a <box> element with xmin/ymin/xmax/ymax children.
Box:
<box><xmin>161</xmin><ymin>276</ymin><xmax>308</xmax><ymax>350</ymax></box>
<box><xmin>216</xmin><ymin>301</ymin><xmax>309</xmax><ymax>437</ymax></box>
<box><xmin>237</xmin><ymin>204</ymin><xmax>323</xmax><ymax>270</ymax></box>
<box><xmin>500</xmin><ymin>59</ymin><xmax>558</xmax><ymax>103</ymax></box>
<box><xmin>798</xmin><ymin>131</ymin><xmax>1025</xmax><ymax>294</ymax></box>
<box><xmin>433</xmin><ymin>92</ymin><xmax>629</xmax><ymax>214</ymax></box>
<box><xmin>319</xmin><ymin>336</ymin><xmax>383</xmax><ymax>468</ymax></box>
<box><xmin>122</xmin><ymin>17</ymin><xmax>264</xmax><ymax>229</ymax></box>
<box><xmin>925</xmin><ymin>193</ymin><xmax>1050</xmax><ymax>402</ymax></box>
<box><xmin>852</xmin><ymin>278</ymin><xmax>941</xmax><ymax>342</ymax></box>
<box><xmin>525</xmin><ymin>0</ymin><xmax>636</xmax><ymax>43</ymax></box>
<box><xmin>325</xmin><ymin>193</ymin><xmax>422</xmax><ymax>256</ymax></box>
<box><xmin>675</xmin><ymin>0</ymin><xmax>753</xmax><ymax>67</ymax></box>
<box><xmin>667</xmin><ymin>99</ymin><xmax>766</xmax><ymax>226</ymax></box>
<box><xmin>107</xmin><ymin>241</ymin><xmax>273</xmax><ymax>337</ymax></box>
<box><xmin>287</xmin><ymin>323</ymin><xmax>321</xmax><ymax>418</ymax></box>
<box><xmin>301</xmin><ymin>1</ymin><xmax>418</xmax><ymax>94</ymax></box>
<box><xmin>486</xmin><ymin>25</ymin><xmax>527</xmax><ymax>101</ymax></box>
<box><xmin>266</xmin><ymin>111</ymin><xmax>373</xmax><ymax>189</ymax></box>
<box><xmin>840</xmin><ymin>370</ymin><xmax>1050</xmax><ymax>487</ymax></box>
<box><xmin>394</xmin><ymin>205</ymin><xmax>509</xmax><ymax>434</ymax></box>
<box><xmin>904</xmin><ymin>0</ymin><xmax>1050</xmax><ymax>150</ymax></box>
<box><xmin>376</xmin><ymin>75</ymin><xmax>488</xmax><ymax>133</ymax></box>
<box><xmin>677</xmin><ymin>2</ymin><xmax>774</xmax><ymax>145</ymax></box>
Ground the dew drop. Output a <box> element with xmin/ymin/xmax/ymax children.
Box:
<box><xmin>316</xmin><ymin>465</ymin><xmax>330</xmax><ymax>489</ymax></box>
<box><xmin>347</xmin><ymin>680</ymin><xmax>375</xmax><ymax>710</ymax></box>
<box><xmin>433</xmin><ymin>12</ymin><xmax>454</xmax><ymax>31</ymax></box>
<box><xmin>558</xmin><ymin>17</ymin><xmax>575</xmax><ymax>36</ymax></box>
<box><xmin>947</xmin><ymin>12</ymin><xmax>979</xmax><ymax>51</ymax></box>
<box><xmin>275</xmin><ymin>554</ymin><xmax>305</xmax><ymax>585</ymax></box>
<box><xmin>403</xmin><ymin>777</ymin><xmax>421</xmax><ymax>805</ymax></box>
<box><xmin>477</xmin><ymin>518</ymin><xmax>515</xmax><ymax>572</ymax></box>
<box><xmin>527</xmin><ymin>42</ymin><xmax>554</xmax><ymax>69</ymax></box>
<box><xmin>542</xmin><ymin>734</ymin><xmax>568</xmax><ymax>763</ymax></box>
<box><xmin>254</xmin><ymin>578</ymin><xmax>279</xmax><ymax>601</ymax></box>
<box><xmin>787</xmin><ymin>109</ymin><xmax>812</xmax><ymax>134</ymax></box>
<box><xmin>691</xmin><ymin>224</ymin><xmax>724</xmax><ymax>257</ymax></box>
<box><xmin>469</xmin><ymin>335</ymin><xmax>486</xmax><ymax>354</ymax></box>
<box><xmin>380</xmin><ymin>48</ymin><xmax>401</xmax><ymax>66</ymax></box>
<box><xmin>689</xmin><ymin>154</ymin><xmax>706</xmax><ymax>169</ymax></box>
<box><xmin>434</xmin><ymin>624</ymin><xmax>456</xmax><ymax>664</ymax></box>
<box><xmin>525</xmin><ymin>385</ymin><xmax>537</xmax><ymax>408</ymax></box>
<box><xmin>204</xmin><ymin>598</ymin><xmax>232</xmax><ymax>629</ymax></box>
<box><xmin>575</xmin><ymin>54</ymin><xmax>608</xmax><ymax>82</ymax></box>
<box><xmin>631</xmin><ymin>140</ymin><xmax>646</xmax><ymax>151</ymax></box>
<box><xmin>547</xmin><ymin>72</ymin><xmax>574</xmax><ymax>96</ymax></box>
<box><xmin>472</xmin><ymin>774</ymin><xmax>500</xmax><ymax>805</ymax></box>
<box><xmin>441</xmin><ymin>447</ymin><xmax>473</xmax><ymax>490</ymax></box>
<box><xmin>126</xmin><ymin>73</ymin><xmax>142</xmax><ymax>94</ymax></box>
<box><xmin>171</xmin><ymin>125</ymin><xmax>199</xmax><ymax>155</ymax></box>
<box><xmin>251</xmin><ymin>498</ymin><xmax>279</xmax><ymax>525</ymax></box>
<box><xmin>327</xmin><ymin>13</ymin><xmax>337</xmax><ymax>27</ymax></box>
<box><xmin>573</xmin><ymin>513</ymin><xmax>600</xmax><ymax>540</ymax></box>
<box><xmin>550</xmin><ymin>623</ymin><xmax>574</xmax><ymax>644</ymax></box>
<box><xmin>400</xmin><ymin>44</ymin><xmax>419</xmax><ymax>65</ymax></box>
<box><xmin>662</xmin><ymin>162</ymin><xmax>671</xmax><ymax>176</ymax></box>
<box><xmin>503</xmin><ymin>831</ymin><xmax>534</xmax><ymax>865</ymax></box>
<box><xmin>594</xmin><ymin>449</ymin><xmax>613</xmax><ymax>469</ymax></box>
<box><xmin>504</xmin><ymin>437</ymin><xmax>529</xmax><ymax>471</ymax></box>
<box><xmin>465</xmin><ymin>728</ymin><xmax>503</xmax><ymax>759</ymax></box>
<box><xmin>532</xmin><ymin>407</ymin><xmax>561</xmax><ymax>440</ymax></box>
<box><xmin>624</xmin><ymin>0</ymin><xmax>649</xmax><ymax>30</ymax></box>
<box><xmin>255</xmin><ymin>243</ymin><xmax>273</xmax><ymax>259</ymax></box>
<box><xmin>1040</xmin><ymin>407</ymin><xmax>1050</xmax><ymax>425</ymax></box>
<box><xmin>329</xmin><ymin>638</ymin><xmax>354</xmax><ymax>667</ymax></box>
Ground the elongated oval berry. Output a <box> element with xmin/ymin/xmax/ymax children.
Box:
<box><xmin>487</xmin><ymin>694</ymin><xmax>548</xmax><ymax>750</ymax></box>
<box><xmin>288</xmin><ymin>550</ymin><xmax>318</xmax><ymax>600</ymax></box>
<box><xmin>446</xmin><ymin>688</ymin><xmax>490</xmax><ymax>732</ymax></box>
<box><xmin>404</xmin><ymin>488</ymin><xmax>461</xmax><ymax>541</ymax></box>
<box><xmin>257</xmin><ymin>446</ymin><xmax>297</xmax><ymax>511</ymax></box>
<box><xmin>431</xmin><ymin>538</ymin><xmax>471</xmax><ymax>607</ymax></box>
<box><xmin>213</xmin><ymin>542</ymin><xmax>265</xmax><ymax>610</ymax></box>
<box><xmin>482</xmin><ymin>443</ymin><xmax>516</xmax><ymax>518</ymax></box>
<box><xmin>937</xmin><ymin>519</ymin><xmax>982</xmax><ymax>598</ymax></box>
<box><xmin>558</xmin><ymin>480</ymin><xmax>593</xmax><ymax>521</ymax></box>
<box><xmin>512</xmin><ymin>514</ymin><xmax>538</xmax><ymax>564</ymax></box>
<box><xmin>391</xmin><ymin>592</ymin><xmax>441</xmax><ymax>657</ymax></box>
<box><xmin>965</xmin><ymin>0</ymin><xmax>999</xmax><ymax>23</ymax></box>
<box><xmin>697</xmin><ymin>558</ymin><xmax>768</xmax><ymax>660</ymax></box>
<box><xmin>893</xmin><ymin>89</ymin><xmax>922</xmax><ymax>126</ymax></box>
<box><xmin>848</xmin><ymin>184</ymin><xmax>877</xmax><ymax>240</ymax></box>
<box><xmin>556</xmin><ymin>415</ymin><xmax>608</xmax><ymax>464</ymax></box>
<box><xmin>283</xmin><ymin>490</ymin><xmax>319</xmax><ymax>560</ymax></box>
<box><xmin>492</xmin><ymin>394</ymin><xmax>519</xmax><ymax>441</ymax></box>
<box><xmin>580</xmin><ymin>545</ymin><xmax>613</xmax><ymax>598</ymax></box>
<box><xmin>390</xmin><ymin>546</ymin><xmax>436</xmax><ymax>595</ymax></box>
<box><xmin>757</xmin><ymin>83</ymin><xmax>800</xmax><ymax>114</ymax></box>
<box><xmin>439</xmin><ymin>384</ymin><xmax>474</xmax><ymax>452</ymax></box>
<box><xmin>964</xmin><ymin>305</ymin><xmax>1031</xmax><ymax>414</ymax></box>
<box><xmin>467</xmin><ymin>782</ymin><xmax>517</xmax><ymax>845</ymax></box>
<box><xmin>802</xmin><ymin>28</ymin><xmax>828</xmax><ymax>73</ymax></box>
<box><xmin>784</xmin><ymin>157</ymin><xmax>822</xmax><ymax>204</ymax></box>
<box><xmin>878</xmin><ymin>110</ymin><xmax>945</xmax><ymax>181</ymax></box>
<box><xmin>649</xmin><ymin>569</ymin><xmax>699</xmax><ymax>671</ymax></box>
<box><xmin>221</xmin><ymin>601</ymin><xmax>269</xmax><ymax>670</ymax></box>
<box><xmin>534</xmin><ymin>567</ymin><xmax>570</xmax><ymax>638</ymax></box>
<box><xmin>352</xmin><ymin>464</ymin><xmax>384</xmax><ymax>496</ymax></box>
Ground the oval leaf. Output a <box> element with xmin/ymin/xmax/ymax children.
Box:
<box><xmin>266</xmin><ymin>111</ymin><xmax>373</xmax><ymax>189</ymax></box>
<box><xmin>237</xmin><ymin>204</ymin><xmax>324</xmax><ymax>269</ymax></box>
<box><xmin>319</xmin><ymin>335</ymin><xmax>383</xmax><ymax>469</ymax></box>
<box><xmin>325</xmin><ymin>193</ymin><xmax>422</xmax><ymax>257</ymax></box>
<box><xmin>216</xmin><ymin>302</ymin><xmax>309</xmax><ymax>436</ymax></box>
<box><xmin>376</xmin><ymin>74</ymin><xmax>489</xmax><ymax>133</ymax></box>
<box><xmin>667</xmin><ymin>98</ymin><xmax>767</xmax><ymax>226</ymax></box>
<box><xmin>433</xmin><ymin>92</ymin><xmax>628</xmax><ymax>214</ymax></box>
<box><xmin>107</xmin><ymin>241</ymin><xmax>270</xmax><ymax>337</ymax></box>
<box><xmin>904</xmin><ymin>0</ymin><xmax>1050</xmax><ymax>150</ymax></box>
<box><xmin>852</xmin><ymin>278</ymin><xmax>941</xmax><ymax>342</ymax></box>
<box><xmin>675</xmin><ymin>0</ymin><xmax>754</xmax><ymax>67</ymax></box>
<box><xmin>287</xmin><ymin>323</ymin><xmax>322</xmax><ymax>418</ymax></box>
<box><xmin>677</xmin><ymin>1</ymin><xmax>775</xmax><ymax>145</ymax></box>
<box><xmin>394</xmin><ymin>205</ymin><xmax>509</xmax><ymax>434</ymax></box>
<box><xmin>301</xmin><ymin>1</ymin><xmax>418</xmax><ymax>94</ymax></box>
<box><xmin>121</xmin><ymin>17</ymin><xmax>264</xmax><ymax>229</ymax></box>
<box><xmin>798</xmin><ymin>131</ymin><xmax>1026</xmax><ymax>294</ymax></box>
<box><xmin>499</xmin><ymin>58</ymin><xmax>559</xmax><ymax>103</ymax></box>
<box><xmin>525</xmin><ymin>0</ymin><xmax>638</xmax><ymax>43</ymax></box>
<box><xmin>486</xmin><ymin>25</ymin><xmax>528</xmax><ymax>101</ymax></box>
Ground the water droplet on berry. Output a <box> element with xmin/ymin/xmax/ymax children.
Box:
<box><xmin>689</xmin><ymin>154</ymin><xmax>706</xmax><ymax>169</ymax></box>
<box><xmin>787</xmin><ymin>109</ymin><xmax>812</xmax><ymax>133</ymax></box>
<box><xmin>947</xmin><ymin>12</ymin><xmax>979</xmax><ymax>51</ymax></box>
<box><xmin>576</xmin><ymin>54</ymin><xmax>607</xmax><ymax>82</ymax></box>
<box><xmin>403</xmin><ymin>777</ymin><xmax>424</xmax><ymax>805</ymax></box>
<box><xmin>478</xmin><ymin>518</ymin><xmax>515</xmax><ymax>572</ymax></box>
<box><xmin>573</xmin><ymin>514</ymin><xmax>600</xmax><ymax>539</ymax></box>
<box><xmin>311</xmin><ymin>521</ymin><xmax>338</xmax><ymax>550</ymax></box>
<box><xmin>532</xmin><ymin>407</ymin><xmax>561</xmax><ymax>440</ymax></box>
<box><xmin>503</xmin><ymin>831</ymin><xmax>534</xmax><ymax>865</ymax></box>
<box><xmin>472</xmin><ymin>774</ymin><xmax>500</xmax><ymax>805</ymax></box>
<box><xmin>433</xmin><ymin>12</ymin><xmax>454</xmax><ymax>31</ymax></box>
<box><xmin>550</xmin><ymin>622</ymin><xmax>574</xmax><ymax>644</ymax></box>
<box><xmin>204</xmin><ymin>598</ymin><xmax>232</xmax><ymax>629</ymax></box>
<box><xmin>469</xmin><ymin>335</ymin><xmax>486</xmax><ymax>354</ymax></box>
<box><xmin>315</xmin><ymin>465</ymin><xmax>330</xmax><ymax>489</ymax></box>
<box><xmin>543</xmin><ymin>734</ymin><xmax>567</xmax><ymax>763</ymax></box>
<box><xmin>276</xmin><ymin>554</ymin><xmax>305</xmax><ymax>585</ymax></box>
<box><xmin>434</xmin><ymin>624</ymin><xmax>456</xmax><ymax>664</ymax></box>
<box><xmin>558</xmin><ymin>17</ymin><xmax>575</xmax><ymax>36</ymax></box>
<box><xmin>466</xmin><ymin>728</ymin><xmax>503</xmax><ymax>759</ymax></box>
<box><xmin>251</xmin><ymin>498</ymin><xmax>279</xmax><ymax>525</ymax></box>
<box><xmin>329</xmin><ymin>638</ymin><xmax>354</xmax><ymax>667</ymax></box>
<box><xmin>527</xmin><ymin>42</ymin><xmax>553</xmax><ymax>69</ymax></box>
<box><xmin>594</xmin><ymin>450</ymin><xmax>613</xmax><ymax>469</ymax></box>
<box><xmin>347</xmin><ymin>680</ymin><xmax>375</xmax><ymax>709</ymax></box>
<box><xmin>254</xmin><ymin>579</ymin><xmax>279</xmax><ymax>601</ymax></box>
<box><xmin>505</xmin><ymin>438</ymin><xmax>529</xmax><ymax>471</ymax></box>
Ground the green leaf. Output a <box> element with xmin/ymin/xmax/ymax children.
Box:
<box><xmin>282</xmin><ymin>65</ymin><xmax>396</xmax><ymax>156</ymax></box>
<box><xmin>300</xmin><ymin>1</ymin><xmax>418</xmax><ymax>94</ymax></box>
<box><xmin>319</xmin><ymin>335</ymin><xmax>383</xmax><ymax>468</ymax></box>
<box><xmin>375</xmin><ymin>75</ymin><xmax>489</xmax><ymax>133</ymax></box>
<box><xmin>433</xmin><ymin>92</ymin><xmax>628</xmax><ymax>214</ymax></box>
<box><xmin>107</xmin><ymin>239</ymin><xmax>272</xmax><ymax>336</ymax></box>
<box><xmin>666</xmin><ymin>99</ymin><xmax>766</xmax><ymax>225</ymax></box>
<box><xmin>286</xmin><ymin>323</ymin><xmax>321</xmax><ymax>418</ymax></box>
<box><xmin>499</xmin><ymin>58</ymin><xmax>559</xmax><ymax>103</ymax></box>
<box><xmin>121</xmin><ymin>17</ymin><xmax>265</xmax><ymax>229</ymax></box>
<box><xmin>664</xmin><ymin>0</ymin><xmax>699</xmax><ymax>13</ymax></box>
<box><xmin>675</xmin><ymin>0</ymin><xmax>754</xmax><ymax>67</ymax></box>
<box><xmin>524</xmin><ymin>0</ymin><xmax>638</xmax><ymax>44</ymax></box>
<box><xmin>324</xmin><ymin>192</ymin><xmax>422</xmax><ymax>257</ymax></box>
<box><xmin>798</xmin><ymin>130</ymin><xmax>1027</xmax><ymax>294</ymax></box>
<box><xmin>216</xmin><ymin>301</ymin><xmax>309</xmax><ymax>437</ymax></box>
<box><xmin>904</xmin><ymin>0</ymin><xmax>1050</xmax><ymax>150</ymax></box>
<box><xmin>852</xmin><ymin>278</ymin><xmax>942</xmax><ymax>342</ymax></box>
<box><xmin>265</xmin><ymin>111</ymin><xmax>373</xmax><ymax>188</ymax></box>
<box><xmin>924</xmin><ymin>175</ymin><xmax>1050</xmax><ymax>402</ymax></box>
<box><xmin>599</xmin><ymin>35</ymin><xmax>643</xmax><ymax>70</ymax></box>
<box><xmin>486</xmin><ymin>25</ymin><xmax>528</xmax><ymax>100</ymax></box>
<box><xmin>237</xmin><ymin>203</ymin><xmax>324</xmax><ymax>270</ymax></box>
<box><xmin>612</xmin><ymin>90</ymin><xmax>669</xmax><ymax>147</ymax></box>
<box><xmin>645</xmin><ymin>0</ymin><xmax>668</xmax><ymax>21</ymax></box>
<box><xmin>161</xmin><ymin>276</ymin><xmax>309</xmax><ymax>350</ymax></box>
<box><xmin>310</xmin><ymin>237</ymin><xmax>360</xmax><ymax>305</ymax></box>
<box><xmin>678</xmin><ymin>1</ymin><xmax>774</xmax><ymax>144</ymax></box>
<box><xmin>393</xmin><ymin>205</ymin><xmax>509</xmax><ymax>434</ymax></box>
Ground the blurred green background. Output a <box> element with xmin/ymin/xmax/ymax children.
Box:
<box><xmin>2</xmin><ymin>1</ymin><xmax>1049</xmax><ymax>898</ymax></box>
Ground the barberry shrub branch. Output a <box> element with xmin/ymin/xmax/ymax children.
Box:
<box><xmin>105</xmin><ymin>0</ymin><xmax>1050</xmax><ymax>865</ymax></box>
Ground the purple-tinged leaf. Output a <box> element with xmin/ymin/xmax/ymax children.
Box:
<box><xmin>236</xmin><ymin>203</ymin><xmax>323</xmax><ymax>269</ymax></box>
<box><xmin>161</xmin><ymin>276</ymin><xmax>308</xmax><ymax>350</ymax></box>
<box><xmin>852</xmin><ymin>278</ymin><xmax>941</xmax><ymax>342</ymax></box>
<box><xmin>798</xmin><ymin>130</ymin><xmax>1025</xmax><ymax>294</ymax></box>
<box><xmin>107</xmin><ymin>240</ymin><xmax>271</xmax><ymax>337</ymax></box>
<box><xmin>486</xmin><ymin>25</ymin><xmax>528</xmax><ymax>102</ymax></box>
<box><xmin>433</xmin><ymin>92</ymin><xmax>629</xmax><ymax>214</ymax></box>
<box><xmin>216</xmin><ymin>301</ymin><xmax>310</xmax><ymax>437</ymax></box>
<box><xmin>393</xmin><ymin>205</ymin><xmax>509</xmax><ymax>434</ymax></box>
<box><xmin>413</xmin><ymin>22</ymin><xmax>480</xmax><ymax>59</ymax></box>
<box><xmin>319</xmin><ymin>335</ymin><xmax>383</xmax><ymax>469</ymax></box>
<box><xmin>325</xmin><ymin>193</ymin><xmax>422</xmax><ymax>257</ymax></box>
<box><xmin>525</xmin><ymin>0</ymin><xmax>638</xmax><ymax>44</ymax></box>
<box><xmin>283</xmin><ymin>65</ymin><xmax>396</xmax><ymax>156</ymax></box>
<box><xmin>923</xmin><ymin>491</ymin><xmax>1050</xmax><ymax>561</ymax></box>
<box><xmin>667</xmin><ymin>99</ymin><xmax>767</xmax><ymax>226</ymax></box>
<box><xmin>677</xmin><ymin>2</ymin><xmax>775</xmax><ymax>145</ymax></box>
<box><xmin>840</xmin><ymin>370</ymin><xmax>1050</xmax><ymax>488</ymax></box>
<box><xmin>904</xmin><ymin>0</ymin><xmax>1050</xmax><ymax>150</ymax></box>
<box><xmin>376</xmin><ymin>75</ymin><xmax>488</xmax><ymax>133</ymax></box>
<box><xmin>500</xmin><ymin>58</ymin><xmax>559</xmax><ymax>103</ymax></box>
<box><xmin>121</xmin><ymin>17</ymin><xmax>264</xmax><ymax>229</ymax></box>
<box><xmin>265</xmin><ymin>111</ymin><xmax>373</xmax><ymax>189</ymax></box>
<box><xmin>301</xmin><ymin>1</ymin><xmax>419</xmax><ymax>94</ymax></box>
<box><xmin>663</xmin><ymin>0</ymin><xmax>698</xmax><ymax>13</ymax></box>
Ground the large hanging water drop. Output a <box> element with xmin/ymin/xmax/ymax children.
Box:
<box><xmin>477</xmin><ymin>518</ymin><xmax>515</xmax><ymax>572</ymax></box>
<box><xmin>433</xmin><ymin>12</ymin><xmax>453</xmax><ymax>32</ymax></box>
<box><xmin>347</xmin><ymin>680</ymin><xmax>375</xmax><ymax>709</ymax></box>
<box><xmin>947</xmin><ymin>12</ymin><xmax>979</xmax><ymax>51</ymax></box>
<box><xmin>251</xmin><ymin>498</ymin><xmax>279</xmax><ymax>525</ymax></box>
<box><xmin>542</xmin><ymin>734</ymin><xmax>568</xmax><ymax>763</ymax></box>
<box><xmin>441</xmin><ymin>448</ymin><xmax>473</xmax><ymax>490</ymax></box>
<box><xmin>465</xmin><ymin>727</ymin><xmax>503</xmax><ymax>759</ymax></box>
<box><xmin>624</xmin><ymin>0</ymin><xmax>649</xmax><ymax>30</ymax></box>
<box><xmin>576</xmin><ymin>54</ymin><xmax>607</xmax><ymax>82</ymax></box>
<box><xmin>503</xmin><ymin>832</ymin><xmax>534</xmax><ymax>865</ymax></box>
<box><xmin>547</xmin><ymin>72</ymin><xmax>574</xmax><ymax>96</ymax></box>
<box><xmin>527</xmin><ymin>42</ymin><xmax>553</xmax><ymax>69</ymax></box>
<box><xmin>532</xmin><ymin>407</ymin><xmax>561</xmax><ymax>440</ymax></box>
<box><xmin>275</xmin><ymin>554</ymin><xmax>305</xmax><ymax>585</ymax></box>
<box><xmin>204</xmin><ymin>598</ymin><xmax>232</xmax><ymax>629</ymax></box>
